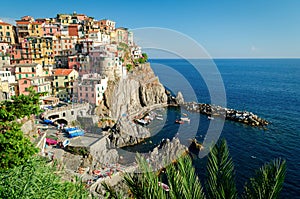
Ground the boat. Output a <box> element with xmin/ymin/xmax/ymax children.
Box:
<box><xmin>251</xmin><ymin>155</ymin><xmax>257</xmax><ymax>159</ymax></box>
<box><xmin>46</xmin><ymin>138</ymin><xmax>58</xmax><ymax>145</ymax></box>
<box><xmin>180</xmin><ymin>117</ymin><xmax>190</xmax><ymax>122</ymax></box>
<box><xmin>208</xmin><ymin>116</ymin><xmax>214</xmax><ymax>120</ymax></box>
<box><xmin>68</xmin><ymin>130</ymin><xmax>84</xmax><ymax>138</ymax></box>
<box><xmin>136</xmin><ymin>119</ymin><xmax>148</xmax><ymax>125</ymax></box>
<box><xmin>182</xmin><ymin>113</ymin><xmax>188</xmax><ymax>116</ymax></box>
<box><xmin>175</xmin><ymin>119</ymin><xmax>184</xmax><ymax>124</ymax></box>
<box><xmin>62</xmin><ymin>139</ymin><xmax>70</xmax><ymax>147</ymax></box>
<box><xmin>156</xmin><ymin>117</ymin><xmax>163</xmax><ymax>120</ymax></box>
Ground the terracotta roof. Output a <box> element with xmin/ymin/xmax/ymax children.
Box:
<box><xmin>53</xmin><ymin>69</ymin><xmax>73</xmax><ymax>76</ymax></box>
<box><xmin>16</xmin><ymin>21</ymin><xmax>30</xmax><ymax>25</ymax></box>
<box><xmin>0</xmin><ymin>21</ymin><xmax>12</xmax><ymax>26</ymax></box>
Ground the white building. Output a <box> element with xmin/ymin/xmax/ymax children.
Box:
<box><xmin>0</xmin><ymin>70</ymin><xmax>15</xmax><ymax>83</ymax></box>
<box><xmin>131</xmin><ymin>46</ymin><xmax>142</xmax><ymax>59</ymax></box>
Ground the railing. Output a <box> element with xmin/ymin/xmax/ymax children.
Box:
<box><xmin>43</xmin><ymin>102</ymin><xmax>89</xmax><ymax>116</ymax></box>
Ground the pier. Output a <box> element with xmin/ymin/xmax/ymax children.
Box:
<box><xmin>182</xmin><ymin>102</ymin><xmax>269</xmax><ymax>127</ymax></box>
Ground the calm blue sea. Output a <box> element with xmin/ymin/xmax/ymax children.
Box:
<box><xmin>122</xmin><ymin>59</ymin><xmax>300</xmax><ymax>198</ymax></box>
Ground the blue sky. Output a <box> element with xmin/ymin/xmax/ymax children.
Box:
<box><xmin>0</xmin><ymin>0</ymin><xmax>299</xmax><ymax>58</ymax></box>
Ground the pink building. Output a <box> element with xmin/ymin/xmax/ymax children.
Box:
<box><xmin>77</xmin><ymin>73</ymin><xmax>108</xmax><ymax>106</ymax></box>
<box><xmin>42</xmin><ymin>22</ymin><xmax>60</xmax><ymax>36</ymax></box>
<box><xmin>8</xmin><ymin>44</ymin><xmax>26</xmax><ymax>64</ymax></box>
<box><xmin>18</xmin><ymin>76</ymin><xmax>51</xmax><ymax>97</ymax></box>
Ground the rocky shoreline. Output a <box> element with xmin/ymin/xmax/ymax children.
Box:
<box><xmin>182</xmin><ymin>101</ymin><xmax>269</xmax><ymax>127</ymax></box>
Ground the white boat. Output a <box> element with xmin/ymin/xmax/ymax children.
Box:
<box><xmin>180</xmin><ymin>117</ymin><xmax>190</xmax><ymax>122</ymax></box>
<box><xmin>136</xmin><ymin>119</ymin><xmax>148</xmax><ymax>125</ymax></box>
<box><xmin>156</xmin><ymin>117</ymin><xmax>163</xmax><ymax>120</ymax></box>
<box><xmin>208</xmin><ymin>116</ymin><xmax>214</xmax><ymax>120</ymax></box>
<box><xmin>62</xmin><ymin>139</ymin><xmax>70</xmax><ymax>147</ymax></box>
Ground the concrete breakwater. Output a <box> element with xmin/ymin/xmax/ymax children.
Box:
<box><xmin>182</xmin><ymin>102</ymin><xmax>269</xmax><ymax>127</ymax></box>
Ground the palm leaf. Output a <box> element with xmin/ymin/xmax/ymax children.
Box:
<box><xmin>166</xmin><ymin>155</ymin><xmax>206</xmax><ymax>199</ymax></box>
<box><xmin>242</xmin><ymin>158</ymin><xmax>286</xmax><ymax>199</ymax></box>
<box><xmin>206</xmin><ymin>139</ymin><xmax>237</xmax><ymax>199</ymax></box>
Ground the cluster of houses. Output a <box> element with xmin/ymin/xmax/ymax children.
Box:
<box><xmin>0</xmin><ymin>12</ymin><xmax>143</xmax><ymax>106</ymax></box>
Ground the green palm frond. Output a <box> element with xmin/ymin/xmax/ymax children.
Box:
<box><xmin>242</xmin><ymin>158</ymin><xmax>286</xmax><ymax>199</ymax></box>
<box><xmin>123</xmin><ymin>154</ymin><xmax>167</xmax><ymax>199</ymax></box>
<box><xmin>166</xmin><ymin>155</ymin><xmax>206</xmax><ymax>199</ymax></box>
<box><xmin>206</xmin><ymin>139</ymin><xmax>237</xmax><ymax>199</ymax></box>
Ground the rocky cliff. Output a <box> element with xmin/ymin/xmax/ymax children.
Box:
<box><xmin>103</xmin><ymin>63</ymin><xmax>168</xmax><ymax>119</ymax></box>
<box><xmin>99</xmin><ymin>63</ymin><xmax>168</xmax><ymax>147</ymax></box>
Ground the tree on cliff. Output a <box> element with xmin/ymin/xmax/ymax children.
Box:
<box><xmin>0</xmin><ymin>87</ymin><xmax>41</xmax><ymax>170</ymax></box>
<box><xmin>103</xmin><ymin>139</ymin><xmax>286</xmax><ymax>199</ymax></box>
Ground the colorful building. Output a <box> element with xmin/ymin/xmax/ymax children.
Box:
<box><xmin>0</xmin><ymin>21</ymin><xmax>16</xmax><ymax>44</ymax></box>
<box><xmin>77</xmin><ymin>73</ymin><xmax>108</xmax><ymax>105</ymax></box>
<box><xmin>0</xmin><ymin>70</ymin><xmax>16</xmax><ymax>99</ymax></box>
<box><xmin>15</xmin><ymin>63</ymin><xmax>43</xmax><ymax>80</ymax></box>
<box><xmin>18</xmin><ymin>76</ymin><xmax>51</xmax><ymax>98</ymax></box>
<box><xmin>53</xmin><ymin>68</ymin><xmax>78</xmax><ymax>100</ymax></box>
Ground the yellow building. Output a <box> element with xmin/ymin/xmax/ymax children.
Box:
<box><xmin>22</xmin><ymin>36</ymin><xmax>54</xmax><ymax>66</ymax></box>
<box><xmin>53</xmin><ymin>69</ymin><xmax>78</xmax><ymax>100</ymax></box>
<box><xmin>0</xmin><ymin>21</ymin><xmax>16</xmax><ymax>44</ymax></box>
<box><xmin>29</xmin><ymin>22</ymin><xmax>43</xmax><ymax>37</ymax></box>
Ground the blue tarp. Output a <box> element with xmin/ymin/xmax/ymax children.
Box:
<box><xmin>68</xmin><ymin>131</ymin><xmax>84</xmax><ymax>138</ymax></box>
<box><xmin>43</xmin><ymin>119</ymin><xmax>53</xmax><ymax>125</ymax></box>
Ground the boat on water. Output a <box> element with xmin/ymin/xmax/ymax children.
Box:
<box><xmin>208</xmin><ymin>116</ymin><xmax>214</xmax><ymax>120</ymax></box>
<box><xmin>136</xmin><ymin>119</ymin><xmax>149</xmax><ymax>125</ymax></box>
<box><xmin>182</xmin><ymin>113</ymin><xmax>188</xmax><ymax>116</ymax></box>
<box><xmin>180</xmin><ymin>117</ymin><xmax>190</xmax><ymax>122</ymax></box>
<box><xmin>175</xmin><ymin>119</ymin><xmax>184</xmax><ymax>124</ymax></box>
<box><xmin>156</xmin><ymin>117</ymin><xmax>163</xmax><ymax>120</ymax></box>
<box><xmin>251</xmin><ymin>155</ymin><xmax>257</xmax><ymax>159</ymax></box>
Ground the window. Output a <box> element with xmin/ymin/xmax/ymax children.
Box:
<box><xmin>63</xmin><ymin>112</ymin><xmax>65</xmax><ymax>117</ymax></box>
<box><xmin>92</xmin><ymin>93</ymin><xmax>94</xmax><ymax>97</ymax></box>
<box><xmin>26</xmin><ymin>74</ymin><xmax>28</xmax><ymax>78</ymax></box>
<box><xmin>80</xmin><ymin>93</ymin><xmax>82</xmax><ymax>97</ymax></box>
<box><xmin>71</xmin><ymin>111</ymin><xmax>74</xmax><ymax>115</ymax></box>
<box><xmin>56</xmin><ymin>82</ymin><xmax>58</xmax><ymax>87</ymax></box>
<box><xmin>32</xmin><ymin>67</ymin><xmax>35</xmax><ymax>72</ymax></box>
<box><xmin>0</xmin><ymin>26</ymin><xmax>2</xmax><ymax>29</ymax></box>
<box><xmin>65</xmin><ymin>76</ymin><xmax>68</xmax><ymax>79</ymax></box>
<box><xmin>24</xmin><ymin>80</ymin><xmax>27</xmax><ymax>84</ymax></box>
<box><xmin>85</xmin><ymin>87</ymin><xmax>88</xmax><ymax>91</ymax></box>
<box><xmin>85</xmin><ymin>93</ymin><xmax>88</xmax><ymax>97</ymax></box>
<box><xmin>55</xmin><ymin>76</ymin><xmax>58</xmax><ymax>79</ymax></box>
<box><xmin>19</xmin><ymin>74</ymin><xmax>22</xmax><ymax>79</ymax></box>
<box><xmin>80</xmin><ymin>87</ymin><xmax>82</xmax><ymax>91</ymax></box>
